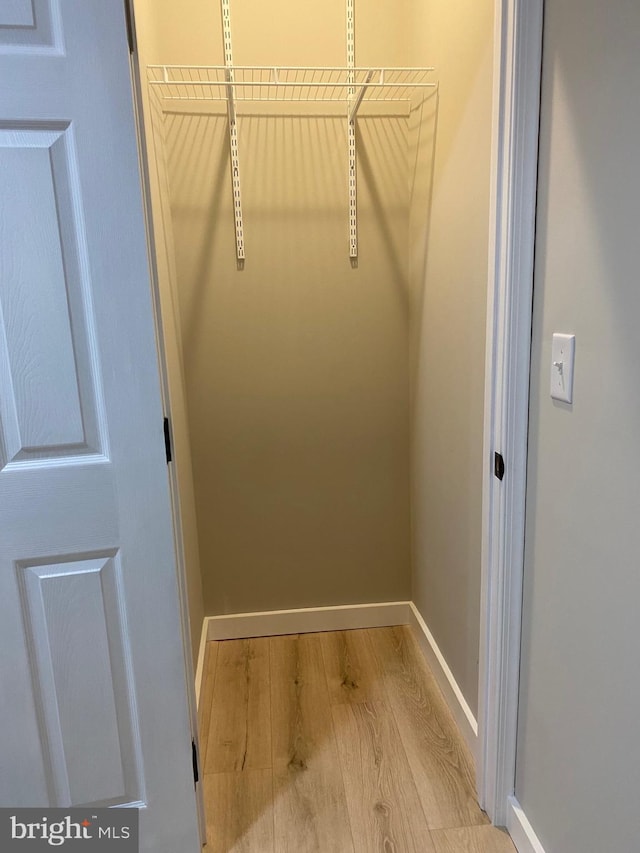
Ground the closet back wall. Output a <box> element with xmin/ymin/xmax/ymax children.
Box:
<box><xmin>160</xmin><ymin>0</ymin><xmax>413</xmax><ymax>615</ymax></box>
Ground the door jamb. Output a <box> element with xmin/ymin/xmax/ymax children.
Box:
<box><xmin>126</xmin><ymin>27</ymin><xmax>206</xmax><ymax>848</ymax></box>
<box><xmin>478</xmin><ymin>0</ymin><xmax>544</xmax><ymax>825</ymax></box>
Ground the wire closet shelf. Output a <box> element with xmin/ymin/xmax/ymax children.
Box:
<box><xmin>148</xmin><ymin>61</ymin><xmax>437</xmax><ymax>264</ymax></box>
<box><xmin>148</xmin><ymin>65</ymin><xmax>436</xmax><ymax>111</ymax></box>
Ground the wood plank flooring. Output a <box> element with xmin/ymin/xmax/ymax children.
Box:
<box><xmin>270</xmin><ymin>634</ymin><xmax>354</xmax><ymax>852</ymax></box>
<box><xmin>205</xmin><ymin>638</ymin><xmax>271</xmax><ymax>773</ymax></box>
<box><xmin>200</xmin><ymin>626</ymin><xmax>515</xmax><ymax>852</ymax></box>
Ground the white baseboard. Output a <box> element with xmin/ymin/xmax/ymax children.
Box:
<box><xmin>507</xmin><ymin>796</ymin><xmax>547</xmax><ymax>853</ymax></box>
<box><xmin>206</xmin><ymin>601</ymin><xmax>411</xmax><ymax>641</ymax></box>
<box><xmin>194</xmin><ymin>617</ymin><xmax>208</xmax><ymax>708</ymax></box>
<box><xmin>408</xmin><ymin>602</ymin><xmax>478</xmax><ymax>759</ymax></box>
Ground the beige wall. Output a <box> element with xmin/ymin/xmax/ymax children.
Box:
<box><xmin>407</xmin><ymin>0</ymin><xmax>494</xmax><ymax>715</ymax></box>
<box><xmin>131</xmin><ymin>0</ymin><xmax>407</xmax><ymax>74</ymax></box>
<box><xmin>516</xmin><ymin>2</ymin><xmax>640</xmax><ymax>850</ymax></box>
<box><xmin>156</xmin><ymin>0</ymin><xmax>413</xmax><ymax>615</ymax></box>
<box><xmin>132</xmin><ymin>0</ymin><xmax>205</xmax><ymax>666</ymax></box>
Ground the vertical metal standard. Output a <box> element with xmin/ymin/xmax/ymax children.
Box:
<box><xmin>221</xmin><ymin>0</ymin><xmax>245</xmax><ymax>265</ymax></box>
<box><xmin>346</xmin><ymin>0</ymin><xmax>358</xmax><ymax>261</ymax></box>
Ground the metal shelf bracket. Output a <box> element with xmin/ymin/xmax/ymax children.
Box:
<box><xmin>348</xmin><ymin>68</ymin><xmax>375</xmax><ymax>123</ymax></box>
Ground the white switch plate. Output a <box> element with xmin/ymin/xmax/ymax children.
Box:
<box><xmin>550</xmin><ymin>333</ymin><xmax>575</xmax><ymax>403</ymax></box>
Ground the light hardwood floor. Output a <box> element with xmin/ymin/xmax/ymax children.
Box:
<box><xmin>198</xmin><ymin>626</ymin><xmax>515</xmax><ymax>852</ymax></box>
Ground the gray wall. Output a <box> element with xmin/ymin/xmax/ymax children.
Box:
<box><xmin>408</xmin><ymin>0</ymin><xmax>494</xmax><ymax>717</ymax></box>
<box><xmin>516</xmin><ymin>1</ymin><xmax>640</xmax><ymax>850</ymax></box>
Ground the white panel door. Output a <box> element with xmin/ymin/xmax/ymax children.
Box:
<box><xmin>0</xmin><ymin>2</ymin><xmax>200</xmax><ymax>850</ymax></box>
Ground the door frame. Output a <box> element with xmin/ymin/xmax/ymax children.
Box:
<box><xmin>125</xmin><ymin>0</ymin><xmax>545</xmax><ymax>835</ymax></box>
<box><xmin>478</xmin><ymin>0</ymin><xmax>544</xmax><ymax>826</ymax></box>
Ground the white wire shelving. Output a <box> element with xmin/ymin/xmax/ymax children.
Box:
<box><xmin>148</xmin><ymin>3</ymin><xmax>436</xmax><ymax>265</ymax></box>
<box><xmin>148</xmin><ymin>65</ymin><xmax>436</xmax><ymax>111</ymax></box>
<box><xmin>149</xmin><ymin>65</ymin><xmax>436</xmax><ymax>265</ymax></box>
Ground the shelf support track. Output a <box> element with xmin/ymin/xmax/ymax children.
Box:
<box><xmin>347</xmin><ymin>119</ymin><xmax>357</xmax><ymax>263</ymax></box>
<box><xmin>347</xmin><ymin>0</ymin><xmax>358</xmax><ymax>263</ymax></box>
<box><xmin>221</xmin><ymin>0</ymin><xmax>245</xmax><ymax>267</ymax></box>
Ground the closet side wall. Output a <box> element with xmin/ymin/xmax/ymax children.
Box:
<box><xmin>158</xmin><ymin>0</ymin><xmax>413</xmax><ymax>616</ymax></box>
<box><xmin>133</xmin><ymin>0</ymin><xmax>205</xmax><ymax>666</ymax></box>
<box><xmin>408</xmin><ymin>1</ymin><xmax>494</xmax><ymax>716</ymax></box>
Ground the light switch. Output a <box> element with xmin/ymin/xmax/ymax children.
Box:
<box><xmin>550</xmin><ymin>333</ymin><xmax>575</xmax><ymax>403</ymax></box>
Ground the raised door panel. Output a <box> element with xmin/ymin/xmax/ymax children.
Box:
<box><xmin>0</xmin><ymin>125</ymin><xmax>106</xmax><ymax>468</ymax></box>
<box><xmin>18</xmin><ymin>554</ymin><xmax>144</xmax><ymax>808</ymax></box>
<box><xmin>1</xmin><ymin>0</ymin><xmax>35</xmax><ymax>27</ymax></box>
<box><xmin>0</xmin><ymin>0</ymin><xmax>61</xmax><ymax>52</ymax></box>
